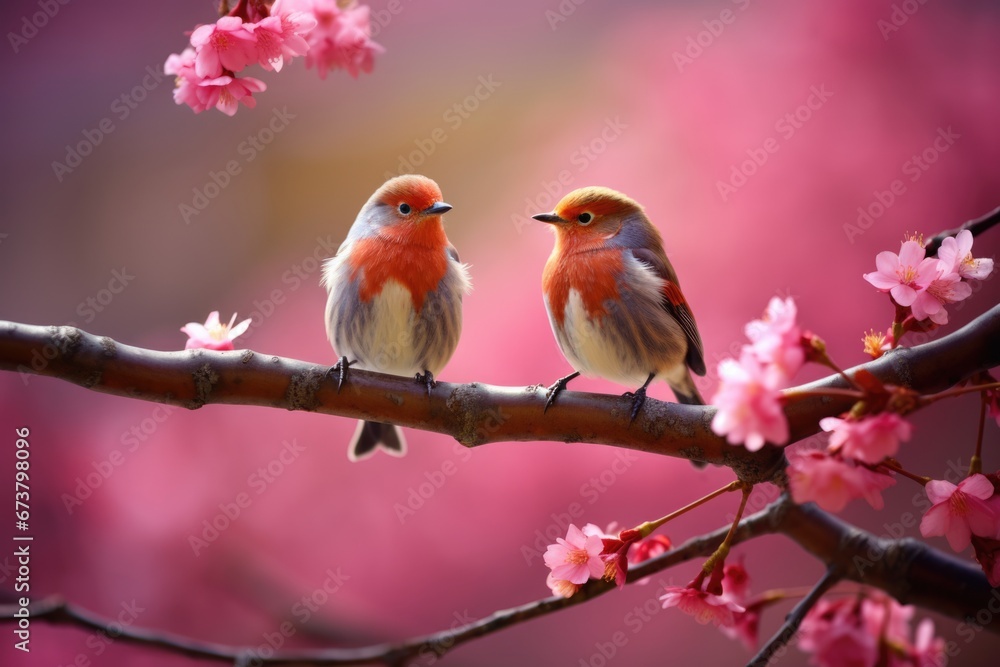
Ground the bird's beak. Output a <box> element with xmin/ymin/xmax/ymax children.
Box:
<box><xmin>423</xmin><ymin>202</ymin><xmax>452</xmax><ymax>216</ymax></box>
<box><xmin>532</xmin><ymin>212</ymin><xmax>564</xmax><ymax>224</ymax></box>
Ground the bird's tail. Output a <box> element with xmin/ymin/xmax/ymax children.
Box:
<box><xmin>669</xmin><ymin>371</ymin><xmax>705</xmax><ymax>406</ymax></box>
<box><xmin>348</xmin><ymin>420</ymin><xmax>407</xmax><ymax>462</ymax></box>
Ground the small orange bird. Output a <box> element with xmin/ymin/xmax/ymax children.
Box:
<box><xmin>533</xmin><ymin>186</ymin><xmax>706</xmax><ymax>421</ymax></box>
<box><xmin>322</xmin><ymin>175</ymin><xmax>471</xmax><ymax>461</ymax></box>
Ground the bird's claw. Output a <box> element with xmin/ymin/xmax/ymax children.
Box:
<box><xmin>543</xmin><ymin>371</ymin><xmax>580</xmax><ymax>413</ymax></box>
<box><xmin>624</xmin><ymin>387</ymin><xmax>648</xmax><ymax>424</ymax></box>
<box><xmin>415</xmin><ymin>370</ymin><xmax>436</xmax><ymax>396</ymax></box>
<box><xmin>329</xmin><ymin>356</ymin><xmax>353</xmax><ymax>393</ymax></box>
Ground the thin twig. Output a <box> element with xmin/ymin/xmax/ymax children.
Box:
<box><xmin>0</xmin><ymin>507</ymin><xmax>780</xmax><ymax>665</ymax></box>
<box><xmin>923</xmin><ymin>204</ymin><xmax>1000</xmax><ymax>256</ymax></box>
<box><xmin>746</xmin><ymin>568</ymin><xmax>841</xmax><ymax>667</ymax></box>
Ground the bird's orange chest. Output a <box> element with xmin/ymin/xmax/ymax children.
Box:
<box><xmin>543</xmin><ymin>248</ymin><xmax>623</xmax><ymax>326</ymax></box>
<box><xmin>349</xmin><ymin>224</ymin><xmax>448</xmax><ymax>312</ymax></box>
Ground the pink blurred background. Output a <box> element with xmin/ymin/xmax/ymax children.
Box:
<box><xmin>2</xmin><ymin>0</ymin><xmax>999</xmax><ymax>664</ymax></box>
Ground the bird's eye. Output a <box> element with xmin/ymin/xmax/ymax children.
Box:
<box><xmin>398</xmin><ymin>203</ymin><xmax>412</xmax><ymax>215</ymax></box>
<box><xmin>577</xmin><ymin>212</ymin><xmax>593</xmax><ymax>225</ymax></box>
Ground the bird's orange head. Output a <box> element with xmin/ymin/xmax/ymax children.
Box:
<box><xmin>356</xmin><ymin>174</ymin><xmax>453</xmax><ymax>248</ymax></box>
<box><xmin>532</xmin><ymin>186</ymin><xmax>653</xmax><ymax>252</ymax></box>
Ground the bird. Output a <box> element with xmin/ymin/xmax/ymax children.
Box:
<box><xmin>322</xmin><ymin>174</ymin><xmax>471</xmax><ymax>461</ymax></box>
<box><xmin>533</xmin><ymin>186</ymin><xmax>706</xmax><ymax>422</ymax></box>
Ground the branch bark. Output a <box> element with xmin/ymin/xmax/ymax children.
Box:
<box><xmin>1</xmin><ymin>305</ymin><xmax>998</xmax><ymax>477</ymax></box>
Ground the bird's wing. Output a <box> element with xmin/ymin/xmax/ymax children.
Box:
<box><xmin>630</xmin><ymin>247</ymin><xmax>706</xmax><ymax>376</ymax></box>
<box><xmin>446</xmin><ymin>243</ymin><xmax>461</xmax><ymax>263</ymax></box>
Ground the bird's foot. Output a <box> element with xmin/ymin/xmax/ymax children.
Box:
<box><xmin>622</xmin><ymin>387</ymin><xmax>648</xmax><ymax>424</ymax></box>
<box><xmin>544</xmin><ymin>371</ymin><xmax>581</xmax><ymax>413</ymax></box>
<box><xmin>415</xmin><ymin>370</ymin><xmax>436</xmax><ymax>396</ymax></box>
<box><xmin>329</xmin><ymin>356</ymin><xmax>353</xmax><ymax>393</ymax></box>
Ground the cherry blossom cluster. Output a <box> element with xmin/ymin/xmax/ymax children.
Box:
<box><xmin>799</xmin><ymin>590</ymin><xmax>945</xmax><ymax>667</ymax></box>
<box><xmin>862</xmin><ymin>230</ymin><xmax>993</xmax><ymax>353</ymax></box>
<box><xmin>922</xmin><ymin>472</ymin><xmax>1000</xmax><ymax>586</ymax></box>
<box><xmin>543</xmin><ymin>521</ymin><xmax>950</xmax><ymax>663</ymax></box>
<box><xmin>709</xmin><ymin>295</ymin><xmax>810</xmax><ymax>451</ymax></box>
<box><xmin>659</xmin><ymin>560</ymin><xmax>756</xmax><ymax>646</ymax></box>
<box><xmin>164</xmin><ymin>0</ymin><xmax>383</xmax><ymax>116</ymax></box>
<box><xmin>543</xmin><ymin>523</ymin><xmax>671</xmax><ymax>597</ymax></box>
<box><xmin>181</xmin><ymin>311</ymin><xmax>252</xmax><ymax>350</ymax></box>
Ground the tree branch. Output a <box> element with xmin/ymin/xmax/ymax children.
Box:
<box><xmin>747</xmin><ymin>568</ymin><xmax>841</xmax><ymax>667</ymax></box>
<box><xmin>924</xmin><ymin>204</ymin><xmax>1000</xmax><ymax>256</ymax></box>
<box><xmin>1</xmin><ymin>305</ymin><xmax>998</xmax><ymax>476</ymax></box>
<box><xmin>5</xmin><ymin>494</ymin><xmax>996</xmax><ymax>663</ymax></box>
<box><xmin>2</xmin><ymin>507</ymin><xmax>780</xmax><ymax>665</ymax></box>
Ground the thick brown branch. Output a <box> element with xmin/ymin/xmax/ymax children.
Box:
<box><xmin>1</xmin><ymin>305</ymin><xmax>998</xmax><ymax>476</ymax></box>
<box><xmin>776</xmin><ymin>501</ymin><xmax>1000</xmax><ymax>629</ymax></box>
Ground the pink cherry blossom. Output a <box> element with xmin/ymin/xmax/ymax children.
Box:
<box><xmin>283</xmin><ymin>0</ymin><xmax>384</xmax><ymax>79</ymax></box>
<box><xmin>249</xmin><ymin>5</ymin><xmax>317</xmax><ymax>72</ymax></box>
<box><xmin>626</xmin><ymin>534</ymin><xmax>671</xmax><ymax>585</ymax></box>
<box><xmin>799</xmin><ymin>597</ymin><xmax>878</xmax><ymax>667</ymax></box>
<box><xmin>165</xmin><ymin>48</ymin><xmax>209</xmax><ymax>113</ymax></box>
<box><xmin>197</xmin><ymin>75</ymin><xmax>267</xmax><ymax>116</ymax></box>
<box><xmin>545</xmin><ymin>572</ymin><xmax>579</xmax><ymax>598</ymax></box>
<box><xmin>937</xmin><ymin>229</ymin><xmax>994</xmax><ymax>281</ymax></box>
<box><xmin>190</xmin><ymin>16</ymin><xmax>258</xmax><ymax>78</ymax></box>
<box><xmin>972</xmin><ymin>534</ymin><xmax>1000</xmax><ymax>587</ymax></box>
<box><xmin>911</xmin><ymin>619</ymin><xmax>947</xmax><ymax>667</ymax></box>
<box><xmin>909</xmin><ymin>271</ymin><xmax>972</xmax><ymax>325</ymax></box>
<box><xmin>786</xmin><ymin>449</ymin><xmax>895</xmax><ymax>513</ymax></box>
<box><xmin>744</xmin><ymin>296</ymin><xmax>805</xmax><ymax>382</ymax></box>
<box><xmin>660</xmin><ymin>586</ymin><xmax>745</xmax><ymax>627</ymax></box>
<box><xmin>863</xmin><ymin>240</ymin><xmax>940</xmax><ymax>307</ymax></box>
<box><xmin>988</xmin><ymin>388</ymin><xmax>1000</xmax><ymax>427</ymax></box>
<box><xmin>720</xmin><ymin>560</ymin><xmax>751</xmax><ymax>604</ymax></box>
<box><xmin>181</xmin><ymin>311</ymin><xmax>252</xmax><ymax>351</ymax></box>
<box><xmin>598</xmin><ymin>528</ymin><xmax>642</xmax><ymax>589</ymax></box>
<box><xmin>820</xmin><ymin>412</ymin><xmax>913</xmax><ymax>464</ymax></box>
<box><xmin>919</xmin><ymin>474</ymin><xmax>999</xmax><ymax>551</ymax></box>
<box><xmin>543</xmin><ymin>523</ymin><xmax>606</xmax><ymax>585</ymax></box>
<box><xmin>711</xmin><ymin>351</ymin><xmax>788</xmax><ymax>451</ymax></box>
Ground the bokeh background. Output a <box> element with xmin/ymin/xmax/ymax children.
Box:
<box><xmin>2</xmin><ymin>0</ymin><xmax>999</xmax><ymax>664</ymax></box>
